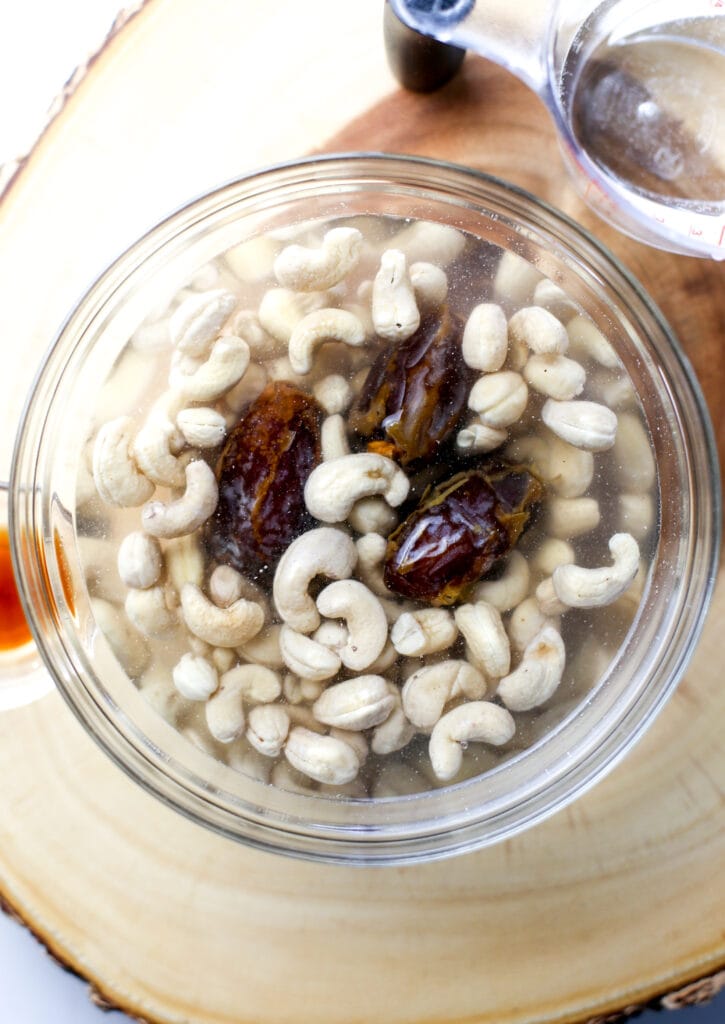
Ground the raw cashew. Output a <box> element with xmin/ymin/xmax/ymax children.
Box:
<box><xmin>552</xmin><ymin>532</ymin><xmax>640</xmax><ymax>608</ymax></box>
<box><xmin>535</xmin><ymin>577</ymin><xmax>569</xmax><ymax>617</ymax></box>
<box><xmin>497</xmin><ymin>626</ymin><xmax>566</xmax><ymax>711</ymax></box>
<box><xmin>372</xmin><ymin>249</ymin><xmax>420</xmax><ymax>342</ymax></box>
<box><xmin>530</xmin><ymin>538</ymin><xmax>576</xmax><ymax>577</ymax></box>
<box><xmin>371</xmin><ymin>684</ymin><xmax>415</xmax><ymax>755</ymax></box>
<box><xmin>508</xmin><ymin>306</ymin><xmax>569</xmax><ymax>356</ymax></box>
<box><xmin>348</xmin><ymin>496</ymin><xmax>398</xmax><ymax>536</ymax></box>
<box><xmin>391</xmin><ymin>608</ymin><xmax>458</xmax><ymax>657</ymax></box>
<box><xmin>258</xmin><ymin>287</ymin><xmax>328</xmax><ymax>344</ymax></box>
<box><xmin>542</xmin><ymin>398</ymin><xmax>618</xmax><ymax>452</ymax></box>
<box><xmin>507</xmin><ymin>596</ymin><xmax>560</xmax><ymax>653</ymax></box>
<box><xmin>611</xmin><ymin>412</ymin><xmax>656</xmax><ymax>492</ymax></box>
<box><xmin>618</xmin><ymin>492</ymin><xmax>655</xmax><ymax>541</ymax></box>
<box><xmin>279</xmin><ymin>624</ymin><xmax>342</xmax><ymax>681</ymax></box>
<box><xmin>316</xmin><ymin>580</ymin><xmax>388</xmax><ymax>671</ymax></box>
<box><xmin>169</xmin><ymin>289</ymin><xmax>238</xmax><ymax>357</ymax></box>
<box><xmin>321</xmin><ymin>414</ymin><xmax>351</xmax><ymax>461</ymax></box>
<box><xmin>330</xmin><ymin>727</ymin><xmax>369</xmax><ymax>767</ymax></box>
<box><xmin>410</xmin><ymin>261</ymin><xmax>448</xmax><ymax>308</ymax></box>
<box><xmin>164</xmin><ymin>533</ymin><xmax>204</xmax><ymax>592</ymax></box>
<box><xmin>389</xmin><ymin>220</ymin><xmax>466</xmax><ymax>266</ymax></box>
<box><xmin>541</xmin><ymin>435</ymin><xmax>594</xmax><ymax>499</ymax></box>
<box><xmin>429</xmin><ymin>702</ymin><xmax>516</xmax><ymax>782</ymax></box>
<box><xmin>219</xmin><ymin>663</ymin><xmax>282</xmax><ymax>703</ymax></box>
<box><xmin>472</xmin><ymin>550</ymin><xmax>530</xmax><ymax>612</ymax></box>
<box><xmin>493</xmin><ymin>252</ymin><xmax>542</xmax><ymax>305</ymax></box>
<box><xmin>223</xmin><ymin>363</ymin><xmax>268</xmax><ymax>415</ymax></box>
<box><xmin>523</xmin><ymin>354</ymin><xmax>586</xmax><ymax>401</ymax></box>
<box><xmin>548</xmin><ymin>496</ymin><xmax>600</xmax><ymax>539</ymax></box>
<box><xmin>124</xmin><ymin>586</ymin><xmax>177</xmax><ymax>637</ymax></box>
<box><xmin>176</xmin><ymin>407</ymin><xmax>227</xmax><ymax>449</ymax></box>
<box><xmin>467</xmin><ymin>371</ymin><xmax>528</xmax><ymax>428</ymax></box>
<box><xmin>313</xmin><ymin>373</ymin><xmax>353</xmax><ymax>415</ymax></box>
<box><xmin>273</xmin><ymin>527</ymin><xmax>357</xmax><ymax>633</ymax></box>
<box><xmin>170</xmin><ymin>335</ymin><xmax>250</xmax><ymax>402</ymax></box>
<box><xmin>288</xmin><ymin>308</ymin><xmax>365</xmax><ymax>374</ymax></box>
<box><xmin>312</xmin><ymin>675</ymin><xmax>394</xmax><ymax>731</ymax></box>
<box><xmin>567</xmin><ymin>315</ymin><xmax>622</xmax><ymax>369</ymax></box>
<box><xmin>532</xmin><ymin>279</ymin><xmax>580</xmax><ymax>322</ymax></box>
<box><xmin>141</xmin><ymin>460</ymin><xmax>218</xmax><ymax>539</ymax></box>
<box><xmin>461</xmin><ymin>303</ymin><xmax>508</xmax><ymax>371</ymax></box>
<box><xmin>457</xmin><ymin>420</ymin><xmax>508</xmax><ymax>454</ymax></box>
<box><xmin>273</xmin><ymin>227</ymin><xmax>363</xmax><ymax>292</ymax></box>
<box><xmin>117</xmin><ymin>531</ymin><xmax>162</xmax><ymax>589</ymax></box>
<box><xmin>91</xmin><ymin>597</ymin><xmax>149</xmax><ymax>677</ymax></box>
<box><xmin>284</xmin><ymin>727</ymin><xmax>360</xmax><ymax>785</ymax></box>
<box><xmin>205</xmin><ymin>677</ymin><xmax>246</xmax><ymax>743</ymax></box>
<box><xmin>208</xmin><ymin>564</ymin><xmax>245</xmax><ymax>608</ymax></box>
<box><xmin>92</xmin><ymin>416</ymin><xmax>154</xmax><ymax>507</ymax></box>
<box><xmin>172</xmin><ymin>652</ymin><xmax>218</xmax><ymax>701</ymax></box>
<box><xmin>454</xmin><ymin>601</ymin><xmax>511</xmax><ymax>679</ymax></box>
<box><xmin>304</xmin><ymin>453</ymin><xmax>409</xmax><ymax>523</ymax></box>
<box><xmin>246</xmin><ymin>705</ymin><xmax>290</xmax><ymax>757</ymax></box>
<box><xmin>133</xmin><ymin>409</ymin><xmax>187</xmax><ymax>488</ymax></box>
<box><xmin>402</xmin><ymin>660</ymin><xmax>487</xmax><ymax>730</ymax></box>
<box><xmin>181</xmin><ymin>583</ymin><xmax>264</xmax><ymax>647</ymax></box>
<box><xmin>355</xmin><ymin>532</ymin><xmax>389</xmax><ymax>597</ymax></box>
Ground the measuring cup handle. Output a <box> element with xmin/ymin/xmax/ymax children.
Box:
<box><xmin>384</xmin><ymin>2</ymin><xmax>466</xmax><ymax>92</ymax></box>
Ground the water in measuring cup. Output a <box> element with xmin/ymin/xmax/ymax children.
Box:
<box><xmin>566</xmin><ymin>11</ymin><xmax>725</xmax><ymax>250</ymax></box>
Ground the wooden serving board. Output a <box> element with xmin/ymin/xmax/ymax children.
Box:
<box><xmin>0</xmin><ymin>3</ymin><xmax>724</xmax><ymax>1022</ymax></box>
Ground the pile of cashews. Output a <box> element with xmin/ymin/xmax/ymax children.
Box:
<box><xmin>86</xmin><ymin>216</ymin><xmax>656</xmax><ymax>795</ymax></box>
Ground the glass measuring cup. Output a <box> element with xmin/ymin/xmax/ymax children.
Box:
<box><xmin>386</xmin><ymin>0</ymin><xmax>725</xmax><ymax>259</ymax></box>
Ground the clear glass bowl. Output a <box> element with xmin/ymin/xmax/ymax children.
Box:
<box><xmin>9</xmin><ymin>154</ymin><xmax>720</xmax><ymax>865</ymax></box>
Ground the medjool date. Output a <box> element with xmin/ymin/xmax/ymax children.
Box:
<box><xmin>349</xmin><ymin>306</ymin><xmax>474</xmax><ymax>466</ymax></box>
<box><xmin>207</xmin><ymin>381</ymin><xmax>322</xmax><ymax>577</ymax></box>
<box><xmin>383</xmin><ymin>463</ymin><xmax>543</xmax><ymax>606</ymax></box>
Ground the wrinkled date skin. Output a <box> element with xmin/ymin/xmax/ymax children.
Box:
<box><xmin>349</xmin><ymin>306</ymin><xmax>474</xmax><ymax>466</ymax></box>
<box><xmin>207</xmin><ymin>382</ymin><xmax>322</xmax><ymax>577</ymax></box>
<box><xmin>384</xmin><ymin>463</ymin><xmax>543</xmax><ymax>606</ymax></box>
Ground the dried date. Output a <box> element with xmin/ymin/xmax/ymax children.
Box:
<box><xmin>383</xmin><ymin>463</ymin><xmax>543</xmax><ymax>606</ymax></box>
<box><xmin>349</xmin><ymin>306</ymin><xmax>474</xmax><ymax>466</ymax></box>
<box><xmin>206</xmin><ymin>382</ymin><xmax>322</xmax><ymax>577</ymax></box>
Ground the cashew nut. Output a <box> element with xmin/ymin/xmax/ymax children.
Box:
<box><xmin>493</xmin><ymin>251</ymin><xmax>543</xmax><ymax>305</ymax></box>
<box><xmin>92</xmin><ymin>416</ymin><xmax>155</xmax><ymax>507</ymax></box>
<box><xmin>535</xmin><ymin>577</ymin><xmax>569</xmax><ymax>617</ymax></box>
<box><xmin>429</xmin><ymin>702</ymin><xmax>516</xmax><ymax>781</ymax></box>
<box><xmin>169</xmin><ymin>289</ymin><xmax>238</xmax><ymax>356</ymax></box>
<box><xmin>508</xmin><ymin>306</ymin><xmax>569</xmax><ymax>356</ymax></box>
<box><xmin>91</xmin><ymin>597</ymin><xmax>149</xmax><ymax>677</ymax></box>
<box><xmin>321</xmin><ymin>414</ymin><xmax>351</xmax><ymax>461</ymax></box>
<box><xmin>456</xmin><ymin>420</ymin><xmax>508</xmax><ymax>454</ymax></box>
<box><xmin>312</xmin><ymin>675</ymin><xmax>394</xmax><ymax>731</ymax></box>
<box><xmin>548</xmin><ymin>496</ymin><xmax>601</xmax><ymax>539</ymax></box>
<box><xmin>284</xmin><ymin>727</ymin><xmax>360</xmax><ymax>785</ymax></box>
<box><xmin>467</xmin><ymin>371</ymin><xmax>528</xmax><ymax>428</ymax></box>
<box><xmin>219</xmin><ymin>663</ymin><xmax>282</xmax><ymax>703</ymax></box>
<box><xmin>354</xmin><ymin>532</ymin><xmax>389</xmax><ymax>597</ymax></box>
<box><xmin>462</xmin><ymin>303</ymin><xmax>508</xmax><ymax>372</ymax></box>
<box><xmin>371</xmin><ymin>684</ymin><xmax>416</xmax><ymax>756</ymax></box>
<box><xmin>454</xmin><ymin>601</ymin><xmax>511</xmax><ymax>679</ymax></box>
<box><xmin>611</xmin><ymin>412</ymin><xmax>656</xmax><ymax>492</ymax></box>
<box><xmin>205</xmin><ymin>676</ymin><xmax>246</xmax><ymax>743</ymax></box>
<box><xmin>497</xmin><ymin>626</ymin><xmax>566</xmax><ymax>711</ymax></box>
<box><xmin>389</xmin><ymin>220</ymin><xmax>466</xmax><ymax>266</ymax></box>
<box><xmin>524</xmin><ymin>354</ymin><xmax>586</xmax><ymax>401</ymax></box>
<box><xmin>172</xmin><ymin>652</ymin><xmax>219</xmax><ymax>701</ymax></box>
<box><xmin>618</xmin><ymin>492</ymin><xmax>655</xmax><ymax>541</ymax></box>
<box><xmin>348</xmin><ymin>496</ymin><xmax>399</xmax><ymax>536</ymax></box>
<box><xmin>552</xmin><ymin>532</ymin><xmax>640</xmax><ymax>608</ymax></box>
<box><xmin>258</xmin><ymin>287</ymin><xmax>328</xmax><ymax>344</ymax></box>
<box><xmin>542</xmin><ymin>398</ymin><xmax>618</xmax><ymax>452</ymax></box>
<box><xmin>238</xmin><ymin>624</ymin><xmax>285</xmax><ymax>670</ymax></box>
<box><xmin>142</xmin><ymin>460</ymin><xmax>218</xmax><ymax>539</ymax></box>
<box><xmin>566</xmin><ymin>315</ymin><xmax>622</xmax><ymax>369</ymax></box>
<box><xmin>472</xmin><ymin>550</ymin><xmax>530</xmax><ymax>612</ymax></box>
<box><xmin>529</xmin><ymin>538</ymin><xmax>576</xmax><ymax>577</ymax></box>
<box><xmin>304</xmin><ymin>453</ymin><xmax>409</xmax><ymax>523</ymax></box>
<box><xmin>391</xmin><ymin>608</ymin><xmax>458</xmax><ymax>657</ymax></box>
<box><xmin>279</xmin><ymin>624</ymin><xmax>342</xmax><ymax>681</ymax></box>
<box><xmin>313</xmin><ymin>373</ymin><xmax>353</xmax><ymax>416</ymax></box>
<box><xmin>532</xmin><ymin>279</ymin><xmax>580</xmax><ymax>322</ymax></box>
<box><xmin>507</xmin><ymin>596</ymin><xmax>560</xmax><ymax>653</ymax></box>
<box><xmin>273</xmin><ymin>227</ymin><xmax>363</xmax><ymax>291</ymax></box>
<box><xmin>170</xmin><ymin>335</ymin><xmax>250</xmax><ymax>402</ymax></box>
<box><xmin>181</xmin><ymin>583</ymin><xmax>264</xmax><ymax>647</ymax></box>
<box><xmin>176</xmin><ymin>407</ymin><xmax>227</xmax><ymax>449</ymax></box>
<box><xmin>117</xmin><ymin>531</ymin><xmax>162</xmax><ymax>589</ymax></box>
<box><xmin>402</xmin><ymin>660</ymin><xmax>487</xmax><ymax>730</ymax></box>
<box><xmin>410</xmin><ymin>261</ymin><xmax>448</xmax><ymax>308</ymax></box>
<box><xmin>133</xmin><ymin>410</ymin><xmax>187</xmax><ymax>488</ymax></box>
<box><xmin>246</xmin><ymin>704</ymin><xmax>290</xmax><ymax>757</ymax></box>
<box><xmin>124</xmin><ymin>585</ymin><xmax>177</xmax><ymax>637</ymax></box>
<box><xmin>372</xmin><ymin>249</ymin><xmax>420</xmax><ymax>342</ymax></box>
<box><xmin>288</xmin><ymin>308</ymin><xmax>366</xmax><ymax>375</ymax></box>
<box><xmin>272</xmin><ymin>527</ymin><xmax>357</xmax><ymax>633</ymax></box>
<box><xmin>164</xmin><ymin>533</ymin><xmax>204</xmax><ymax>592</ymax></box>
<box><xmin>541</xmin><ymin>435</ymin><xmax>595</xmax><ymax>499</ymax></box>
<box><xmin>316</xmin><ymin>580</ymin><xmax>388</xmax><ymax>671</ymax></box>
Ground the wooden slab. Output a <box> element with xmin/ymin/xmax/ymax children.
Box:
<box><xmin>0</xmin><ymin>3</ymin><xmax>723</xmax><ymax>1023</ymax></box>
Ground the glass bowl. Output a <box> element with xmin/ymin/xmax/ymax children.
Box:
<box><xmin>9</xmin><ymin>154</ymin><xmax>720</xmax><ymax>865</ymax></box>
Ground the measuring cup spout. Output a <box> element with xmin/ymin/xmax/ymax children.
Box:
<box><xmin>387</xmin><ymin>0</ymin><xmax>552</xmax><ymax>94</ymax></box>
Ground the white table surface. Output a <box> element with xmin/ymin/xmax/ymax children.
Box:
<box><xmin>0</xmin><ymin>2</ymin><xmax>723</xmax><ymax>1021</ymax></box>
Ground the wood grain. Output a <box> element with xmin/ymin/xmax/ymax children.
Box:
<box><xmin>0</xmin><ymin>3</ymin><xmax>723</xmax><ymax>1023</ymax></box>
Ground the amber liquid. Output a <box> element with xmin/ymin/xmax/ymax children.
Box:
<box><xmin>0</xmin><ymin>526</ymin><xmax>33</xmax><ymax>650</ymax></box>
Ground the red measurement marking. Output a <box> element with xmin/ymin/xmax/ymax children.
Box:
<box><xmin>719</xmin><ymin>223</ymin><xmax>725</xmax><ymax>247</ymax></box>
<box><xmin>689</xmin><ymin>224</ymin><xmax>704</xmax><ymax>237</ymax></box>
